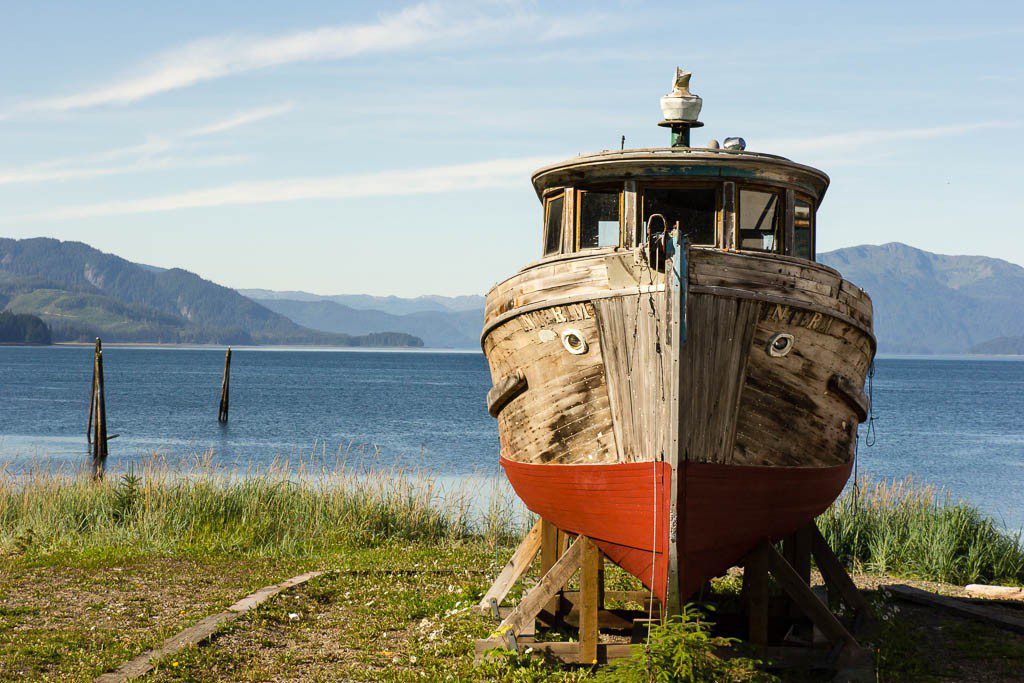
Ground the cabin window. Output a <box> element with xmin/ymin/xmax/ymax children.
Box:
<box><xmin>577</xmin><ymin>190</ymin><xmax>621</xmax><ymax>249</ymax></box>
<box><xmin>543</xmin><ymin>193</ymin><xmax>565</xmax><ymax>256</ymax></box>
<box><xmin>793</xmin><ymin>196</ymin><xmax>814</xmax><ymax>260</ymax></box>
<box><xmin>641</xmin><ymin>188</ymin><xmax>716</xmax><ymax>246</ymax></box>
<box><xmin>739</xmin><ymin>189</ymin><xmax>781</xmax><ymax>253</ymax></box>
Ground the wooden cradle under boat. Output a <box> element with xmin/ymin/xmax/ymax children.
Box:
<box><xmin>481</xmin><ymin>71</ymin><xmax>875</xmax><ymax>616</ymax></box>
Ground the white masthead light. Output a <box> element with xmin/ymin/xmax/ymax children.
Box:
<box><xmin>658</xmin><ymin>68</ymin><xmax>704</xmax><ymax>147</ymax></box>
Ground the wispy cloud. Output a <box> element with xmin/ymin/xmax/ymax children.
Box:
<box><xmin>10</xmin><ymin>156</ymin><xmax>555</xmax><ymax>222</ymax></box>
<box><xmin>184</xmin><ymin>102</ymin><xmax>294</xmax><ymax>137</ymax></box>
<box><xmin>761</xmin><ymin>121</ymin><xmax>1021</xmax><ymax>157</ymax></box>
<box><xmin>0</xmin><ymin>102</ymin><xmax>292</xmax><ymax>185</ymax></box>
<box><xmin>12</xmin><ymin>3</ymin><xmax>584</xmax><ymax>115</ymax></box>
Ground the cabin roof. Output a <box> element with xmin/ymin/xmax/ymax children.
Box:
<box><xmin>531</xmin><ymin>147</ymin><xmax>830</xmax><ymax>202</ymax></box>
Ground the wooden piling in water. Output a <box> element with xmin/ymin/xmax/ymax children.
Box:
<box><xmin>87</xmin><ymin>337</ymin><xmax>101</xmax><ymax>440</ymax></box>
<box><xmin>218</xmin><ymin>347</ymin><xmax>231</xmax><ymax>424</ymax></box>
<box><xmin>90</xmin><ymin>340</ymin><xmax>108</xmax><ymax>480</ymax></box>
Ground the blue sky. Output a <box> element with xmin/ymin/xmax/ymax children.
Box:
<box><xmin>0</xmin><ymin>1</ymin><xmax>1021</xmax><ymax>296</ymax></box>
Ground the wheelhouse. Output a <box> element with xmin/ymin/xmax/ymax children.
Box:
<box><xmin>533</xmin><ymin>148</ymin><xmax>827</xmax><ymax>263</ymax></box>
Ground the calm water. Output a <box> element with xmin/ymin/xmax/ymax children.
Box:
<box><xmin>0</xmin><ymin>347</ymin><xmax>1021</xmax><ymax>528</ymax></box>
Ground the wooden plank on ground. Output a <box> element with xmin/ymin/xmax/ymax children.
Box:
<box><xmin>475</xmin><ymin>639</ymin><xmax>633</xmax><ymax>664</ymax></box>
<box><xmin>94</xmin><ymin>570</ymin><xmax>324</xmax><ymax>683</ymax></box>
<box><xmin>888</xmin><ymin>584</ymin><xmax>1024</xmax><ymax>634</ymax></box>
<box><xmin>478</xmin><ymin>519</ymin><xmax>543</xmax><ymax>612</ymax></box>
<box><xmin>965</xmin><ymin>584</ymin><xmax>1024</xmax><ymax>601</ymax></box>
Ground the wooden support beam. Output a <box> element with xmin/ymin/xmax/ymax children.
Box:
<box><xmin>764</xmin><ymin>541</ymin><xmax>859</xmax><ymax>650</ymax></box>
<box><xmin>579</xmin><ymin>537</ymin><xmax>601</xmax><ymax>665</ymax></box>
<box><xmin>784</xmin><ymin>525</ymin><xmax>813</xmax><ymax>620</ymax></box>
<box><xmin>792</xmin><ymin>526</ymin><xmax>812</xmax><ymax>587</ymax></box>
<box><xmin>744</xmin><ymin>541</ymin><xmax>769</xmax><ymax>646</ymax></box>
<box><xmin>478</xmin><ymin>519</ymin><xmax>543</xmax><ymax>612</ymax></box>
<box><xmin>809</xmin><ymin>523</ymin><xmax>872</xmax><ymax>619</ymax></box>
<box><xmin>539</xmin><ymin>519</ymin><xmax>563</xmax><ymax>619</ymax></box>
<box><xmin>494</xmin><ymin>536</ymin><xmax>582</xmax><ymax>639</ymax></box>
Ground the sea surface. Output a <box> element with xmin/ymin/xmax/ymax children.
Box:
<box><xmin>0</xmin><ymin>346</ymin><xmax>1022</xmax><ymax>529</ymax></box>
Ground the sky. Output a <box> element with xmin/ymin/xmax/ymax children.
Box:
<box><xmin>0</xmin><ymin>0</ymin><xmax>1021</xmax><ymax>297</ymax></box>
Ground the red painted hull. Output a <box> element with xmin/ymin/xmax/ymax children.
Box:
<box><xmin>501</xmin><ymin>456</ymin><xmax>852</xmax><ymax>604</ymax></box>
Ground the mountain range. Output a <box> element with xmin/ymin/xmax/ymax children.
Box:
<box><xmin>818</xmin><ymin>243</ymin><xmax>1024</xmax><ymax>354</ymax></box>
<box><xmin>247</xmin><ymin>243</ymin><xmax>1024</xmax><ymax>354</ymax></box>
<box><xmin>2</xmin><ymin>237</ymin><xmax>1023</xmax><ymax>354</ymax></box>
<box><xmin>239</xmin><ymin>290</ymin><xmax>484</xmax><ymax>348</ymax></box>
<box><xmin>0</xmin><ymin>238</ymin><xmax>422</xmax><ymax>347</ymax></box>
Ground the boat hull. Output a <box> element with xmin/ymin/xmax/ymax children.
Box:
<box><xmin>502</xmin><ymin>456</ymin><xmax>852</xmax><ymax>603</ymax></box>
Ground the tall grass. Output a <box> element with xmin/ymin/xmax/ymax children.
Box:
<box><xmin>5</xmin><ymin>458</ymin><xmax>1021</xmax><ymax>588</ymax></box>
<box><xmin>819</xmin><ymin>478</ymin><xmax>1024</xmax><ymax>586</ymax></box>
<box><xmin>0</xmin><ymin>453</ymin><xmax>525</xmax><ymax>559</ymax></box>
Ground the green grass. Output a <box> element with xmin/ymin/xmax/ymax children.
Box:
<box><xmin>3</xmin><ymin>464</ymin><xmax>1024</xmax><ymax>681</ymax></box>
<box><xmin>819</xmin><ymin>478</ymin><xmax>1024</xmax><ymax>586</ymax></box>
<box><xmin>0</xmin><ymin>456</ymin><xmax>523</xmax><ymax>561</ymax></box>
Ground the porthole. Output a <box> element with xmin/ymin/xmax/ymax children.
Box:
<box><xmin>561</xmin><ymin>328</ymin><xmax>589</xmax><ymax>355</ymax></box>
<box><xmin>766</xmin><ymin>332</ymin><xmax>794</xmax><ymax>358</ymax></box>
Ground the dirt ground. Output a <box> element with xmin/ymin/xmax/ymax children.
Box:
<box><xmin>2</xmin><ymin>553</ymin><xmax>1023</xmax><ymax>682</ymax></box>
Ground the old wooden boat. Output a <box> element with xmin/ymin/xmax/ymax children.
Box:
<box><xmin>481</xmin><ymin>69</ymin><xmax>875</xmax><ymax>614</ymax></box>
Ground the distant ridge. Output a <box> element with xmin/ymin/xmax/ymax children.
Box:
<box><xmin>239</xmin><ymin>289</ymin><xmax>484</xmax><ymax>315</ymax></box>
<box><xmin>5</xmin><ymin>237</ymin><xmax>1020</xmax><ymax>353</ymax></box>
<box><xmin>240</xmin><ymin>290</ymin><xmax>484</xmax><ymax>348</ymax></box>
<box><xmin>0</xmin><ymin>238</ymin><xmax>423</xmax><ymax>347</ymax></box>
<box><xmin>819</xmin><ymin>242</ymin><xmax>1024</xmax><ymax>354</ymax></box>
<box><xmin>968</xmin><ymin>336</ymin><xmax>1024</xmax><ymax>356</ymax></box>
<box><xmin>254</xmin><ymin>243</ymin><xmax>1024</xmax><ymax>354</ymax></box>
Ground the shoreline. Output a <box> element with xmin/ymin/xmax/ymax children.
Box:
<box><xmin>4</xmin><ymin>344</ymin><xmax>1023</xmax><ymax>359</ymax></box>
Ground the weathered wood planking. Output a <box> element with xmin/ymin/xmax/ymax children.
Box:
<box><xmin>485</xmin><ymin>303</ymin><xmax>616</xmax><ymax>464</ymax></box>
<box><xmin>678</xmin><ymin>293</ymin><xmax>762</xmax><ymax>465</ymax></box>
<box><xmin>483</xmin><ymin>246</ymin><xmax>873</xmax><ymax>468</ymax></box>
<box><xmin>594</xmin><ymin>292</ymin><xmax>672</xmax><ymax>463</ymax></box>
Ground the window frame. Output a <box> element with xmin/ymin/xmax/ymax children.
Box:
<box><xmin>791</xmin><ymin>192</ymin><xmax>816</xmax><ymax>261</ymax></box>
<box><xmin>638</xmin><ymin>181</ymin><xmax>722</xmax><ymax>247</ymax></box>
<box><xmin>736</xmin><ymin>184</ymin><xmax>786</xmax><ymax>255</ymax></box>
<box><xmin>541</xmin><ymin>190</ymin><xmax>566</xmax><ymax>257</ymax></box>
<box><xmin>574</xmin><ymin>187</ymin><xmax>624</xmax><ymax>251</ymax></box>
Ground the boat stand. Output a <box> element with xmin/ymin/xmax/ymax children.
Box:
<box><xmin>474</xmin><ymin>518</ymin><xmax>648</xmax><ymax>664</ymax></box>
<box><xmin>475</xmin><ymin>518</ymin><xmax>874</xmax><ymax>677</ymax></box>
<box><xmin>739</xmin><ymin>523</ymin><xmax>874</xmax><ymax>677</ymax></box>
